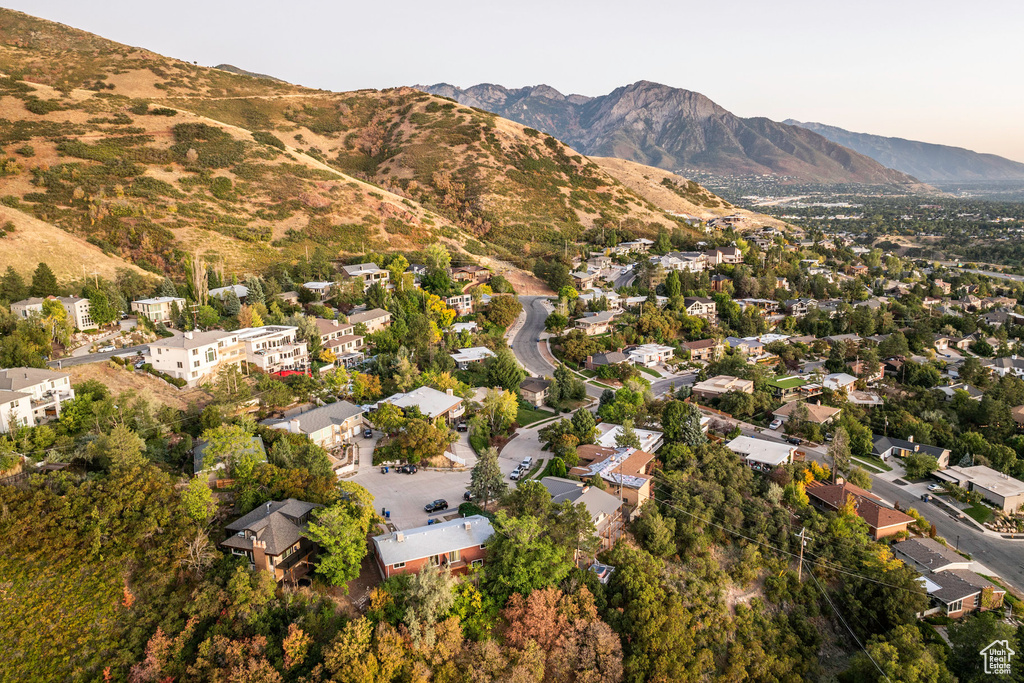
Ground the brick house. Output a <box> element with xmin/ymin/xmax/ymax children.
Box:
<box><xmin>372</xmin><ymin>515</ymin><xmax>494</xmax><ymax>579</ymax></box>
<box><xmin>806</xmin><ymin>481</ymin><xmax>913</xmax><ymax>540</ymax></box>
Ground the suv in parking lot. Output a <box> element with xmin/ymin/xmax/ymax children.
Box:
<box><xmin>424</xmin><ymin>499</ymin><xmax>448</xmax><ymax>513</ymax></box>
<box><xmin>510</xmin><ymin>467</ymin><xmax>524</xmax><ymax>481</ymax></box>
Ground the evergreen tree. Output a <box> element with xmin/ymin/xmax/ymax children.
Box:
<box><xmin>157</xmin><ymin>278</ymin><xmax>179</xmax><ymax>298</ymax></box>
<box><xmin>487</xmin><ymin>348</ymin><xmax>525</xmax><ymax>392</ymax></box>
<box><xmin>615</xmin><ymin>419</ymin><xmax>642</xmax><ymax>449</ymax></box>
<box><xmin>30</xmin><ymin>262</ymin><xmax>58</xmax><ymax>297</ymax></box>
<box><xmin>0</xmin><ymin>266</ymin><xmax>28</xmax><ymax>302</ymax></box>
<box><xmin>469</xmin><ymin>446</ymin><xmax>507</xmax><ymax>510</ymax></box>
<box><xmin>571</xmin><ymin>408</ymin><xmax>597</xmax><ymax>444</ymax></box>
<box><xmin>243</xmin><ymin>276</ymin><xmax>265</xmax><ymax>306</ymax></box>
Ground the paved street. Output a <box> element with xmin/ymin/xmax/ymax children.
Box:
<box><xmin>513</xmin><ymin>296</ymin><xmax>556</xmax><ymax>378</ymax></box>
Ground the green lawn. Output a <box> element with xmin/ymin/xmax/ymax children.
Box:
<box><xmin>637</xmin><ymin>366</ymin><xmax>660</xmax><ymax>377</ymax></box>
<box><xmin>517</xmin><ymin>403</ymin><xmax>558</xmax><ymax>427</ymax></box>
<box><xmin>856</xmin><ymin>454</ymin><xmax>892</xmax><ymax>472</ymax></box>
<box><xmin>964</xmin><ymin>504</ymin><xmax>992</xmax><ymax>524</ymax></box>
<box><xmin>580</xmin><ymin>369</ymin><xmax>597</xmax><ymax>378</ymax></box>
<box><xmin>852</xmin><ymin>458</ymin><xmax>884</xmax><ymax>474</ymax></box>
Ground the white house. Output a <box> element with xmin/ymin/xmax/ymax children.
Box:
<box><xmin>131</xmin><ymin>297</ymin><xmax>186</xmax><ymax>324</ymax></box>
<box><xmin>381</xmin><ymin>386</ymin><xmax>464</xmax><ymax>423</ymax></box>
<box><xmin>235</xmin><ymin>326</ymin><xmax>309</xmax><ymax>374</ymax></box>
<box><xmin>450</xmin><ymin>346</ymin><xmax>496</xmax><ymax>370</ymax></box>
<box><xmin>302</xmin><ymin>282</ymin><xmax>334</xmax><ymax>301</ymax></box>
<box><xmin>627</xmin><ymin>344</ymin><xmax>674</xmax><ymax>367</ymax></box>
<box><xmin>595</xmin><ymin>422</ymin><xmax>664</xmax><ymax>453</ymax></box>
<box><xmin>147</xmin><ymin>329</ymin><xmax>245</xmax><ymax>387</ymax></box>
<box><xmin>262</xmin><ymin>401</ymin><xmax>365</xmax><ymax>451</ymax></box>
<box><xmin>209</xmin><ymin>284</ymin><xmax>249</xmax><ymax>301</ymax></box>
<box><xmin>823</xmin><ymin>372</ymin><xmax>857</xmax><ymax>392</ymax></box>
<box><xmin>0</xmin><ymin>368</ymin><xmax>75</xmax><ymax>433</ymax></box>
<box><xmin>341</xmin><ymin>263</ymin><xmax>390</xmax><ymax>291</ymax></box>
<box><xmin>726</xmin><ymin>435</ymin><xmax>795</xmax><ymax>471</ymax></box>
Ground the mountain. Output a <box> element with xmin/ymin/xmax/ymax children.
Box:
<box><xmin>419</xmin><ymin>81</ymin><xmax>920</xmax><ymax>185</ymax></box>
<box><xmin>784</xmin><ymin>120</ymin><xmax>1024</xmax><ymax>183</ymax></box>
<box><xmin>213</xmin><ymin>63</ymin><xmax>285</xmax><ymax>82</ymax></box>
<box><xmin>0</xmin><ymin>9</ymin><xmax>762</xmax><ymax>285</ymax></box>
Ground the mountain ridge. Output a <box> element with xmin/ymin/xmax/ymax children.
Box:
<box><xmin>784</xmin><ymin>119</ymin><xmax>1024</xmax><ymax>182</ymax></box>
<box><xmin>418</xmin><ymin>81</ymin><xmax>921</xmax><ymax>185</ymax></box>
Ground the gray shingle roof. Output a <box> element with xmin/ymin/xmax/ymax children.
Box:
<box><xmin>261</xmin><ymin>400</ymin><xmax>363</xmax><ymax>435</ymax></box>
<box><xmin>928</xmin><ymin>569</ymin><xmax>992</xmax><ymax>604</ymax></box>
<box><xmin>224</xmin><ymin>499</ymin><xmax>322</xmax><ymax>556</ymax></box>
<box><xmin>0</xmin><ymin>368</ymin><xmax>70</xmax><ymax>391</ymax></box>
<box><xmin>519</xmin><ymin>377</ymin><xmax>551</xmax><ymax>393</ymax></box>
<box><xmin>348</xmin><ymin>308</ymin><xmax>391</xmax><ymax>325</ymax></box>
<box><xmin>872</xmin><ymin>435</ymin><xmax>948</xmax><ymax>459</ymax></box>
<box><xmin>893</xmin><ymin>537</ymin><xmax>966</xmax><ymax>572</ymax></box>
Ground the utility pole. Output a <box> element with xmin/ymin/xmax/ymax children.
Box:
<box><xmin>797</xmin><ymin>527</ymin><xmax>807</xmax><ymax>581</ymax></box>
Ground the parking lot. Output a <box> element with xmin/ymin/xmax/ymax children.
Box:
<box><xmin>348</xmin><ymin>425</ymin><xmax>545</xmax><ymax>530</ymax></box>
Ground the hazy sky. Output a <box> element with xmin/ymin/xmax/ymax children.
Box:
<box><xmin>9</xmin><ymin>0</ymin><xmax>1024</xmax><ymax>162</ymax></box>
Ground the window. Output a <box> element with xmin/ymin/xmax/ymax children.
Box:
<box><xmin>429</xmin><ymin>554</ymin><xmax>440</xmax><ymax>567</ymax></box>
<box><xmin>206</xmin><ymin>348</ymin><xmax>216</xmax><ymax>363</ymax></box>
<box><xmin>471</xmin><ymin>559</ymin><xmax>483</xmax><ymax>568</ymax></box>
<box><xmin>392</xmin><ymin>562</ymin><xmax>405</xmax><ymax>569</ymax></box>
<box><xmin>948</xmin><ymin>599</ymin><xmax>963</xmax><ymax>613</ymax></box>
<box><xmin>449</xmin><ymin>549</ymin><xmax>461</xmax><ymax>563</ymax></box>
<box><xmin>177</xmin><ymin>362</ymin><xmax>183</xmax><ymax>369</ymax></box>
<box><xmin>479</xmin><ymin>544</ymin><xmax>486</xmax><ymax>550</ymax></box>
<box><xmin>192</xmin><ymin>349</ymin><xmax>198</xmax><ymax>356</ymax></box>
<box><xmin>231</xmin><ymin>548</ymin><xmax>248</xmax><ymax>557</ymax></box>
<box><xmin>193</xmin><ymin>361</ymin><xmax>200</xmax><ymax>368</ymax></box>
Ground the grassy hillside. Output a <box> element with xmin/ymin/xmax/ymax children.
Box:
<box><xmin>0</xmin><ymin>9</ymin><xmax>759</xmax><ymax>281</ymax></box>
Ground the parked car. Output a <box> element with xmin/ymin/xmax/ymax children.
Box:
<box><xmin>463</xmin><ymin>491</ymin><xmax>473</xmax><ymax>501</ymax></box>
<box><xmin>399</xmin><ymin>464</ymin><xmax>418</xmax><ymax>474</ymax></box>
<box><xmin>424</xmin><ymin>499</ymin><xmax>448</xmax><ymax>513</ymax></box>
<box><xmin>133</xmin><ymin>360</ymin><xmax>147</xmax><ymax>370</ymax></box>
<box><xmin>510</xmin><ymin>469</ymin><xmax>523</xmax><ymax>481</ymax></box>
<box><xmin>456</xmin><ymin>422</ymin><xmax>469</xmax><ymax>432</ymax></box>
<box><xmin>769</xmin><ymin>418</ymin><xmax>783</xmax><ymax>430</ymax></box>
<box><xmin>786</xmin><ymin>437</ymin><xmax>802</xmax><ymax>445</ymax></box>
<box><xmin>98</xmin><ymin>345</ymin><xmax>115</xmax><ymax>353</ymax></box>
<box><xmin>520</xmin><ymin>457</ymin><xmax>533</xmax><ymax>469</ymax></box>
<box><xmin>363</xmin><ymin>427</ymin><xmax>373</xmax><ymax>438</ymax></box>
<box><xmin>928</xmin><ymin>483</ymin><xmax>942</xmax><ymax>492</ymax></box>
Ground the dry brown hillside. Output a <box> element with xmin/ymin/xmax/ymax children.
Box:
<box><xmin>0</xmin><ymin>8</ymin><xmax>780</xmax><ymax>284</ymax></box>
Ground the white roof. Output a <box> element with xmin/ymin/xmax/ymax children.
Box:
<box><xmin>303</xmin><ymin>281</ymin><xmax>334</xmax><ymax>289</ymax></box>
<box><xmin>824</xmin><ymin>372</ymin><xmax>857</xmax><ymax>389</ymax></box>
<box><xmin>372</xmin><ymin>515</ymin><xmax>494</xmax><ymax>566</ymax></box>
<box><xmin>596</xmin><ymin>423</ymin><xmax>662</xmax><ymax>453</ymax></box>
<box><xmin>629</xmin><ymin>343</ymin><xmax>673</xmax><ymax>355</ymax></box>
<box><xmin>134</xmin><ymin>296</ymin><xmax>184</xmax><ymax>305</ymax></box>
<box><xmin>450</xmin><ymin>347</ymin><xmax>496</xmax><ymax>363</ymax></box>
<box><xmin>726</xmin><ymin>436</ymin><xmax>795</xmax><ymax>466</ymax></box>
<box><xmin>451</xmin><ymin>322</ymin><xmax>478</xmax><ymax>333</ymax></box>
<box><xmin>383</xmin><ymin>386</ymin><xmax>461</xmax><ymax>418</ymax></box>
<box><xmin>209</xmin><ymin>284</ymin><xmax>249</xmax><ymax>299</ymax></box>
<box><xmin>943</xmin><ymin>466</ymin><xmax>1024</xmax><ymax>497</ymax></box>
<box><xmin>234</xmin><ymin>325</ymin><xmax>298</xmax><ymax>342</ymax></box>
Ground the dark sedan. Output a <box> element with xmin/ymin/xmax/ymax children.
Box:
<box><xmin>424</xmin><ymin>499</ymin><xmax>448</xmax><ymax>513</ymax></box>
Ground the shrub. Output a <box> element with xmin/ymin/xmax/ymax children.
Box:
<box><xmin>252</xmin><ymin>131</ymin><xmax>286</xmax><ymax>150</ymax></box>
<box><xmin>150</xmin><ymin>107</ymin><xmax>177</xmax><ymax>116</ymax></box>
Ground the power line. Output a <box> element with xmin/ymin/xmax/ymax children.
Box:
<box><xmin>809</xmin><ymin>570</ymin><xmax>892</xmax><ymax>683</ymax></box>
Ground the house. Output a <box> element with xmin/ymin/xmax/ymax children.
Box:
<box><xmin>933</xmin><ymin>466</ymin><xmax>1024</xmax><ymax>513</ymax></box>
<box><xmin>278</xmin><ymin>291</ymin><xmax>300</xmax><ymax>305</ymax></box>
<box><xmin>683</xmin><ymin>296</ymin><xmax>716</xmax><ymax>321</ymax></box>
<box><xmin>571</xmin><ymin>445</ymin><xmax>655</xmax><ymax>510</ymax></box>
<box><xmin>0</xmin><ymin>368</ymin><xmax>75</xmax><ymax>433</ymax></box>
<box><xmin>825</xmin><ymin>333</ymin><xmax>862</xmax><ymax>348</ymax></box>
<box><xmin>519</xmin><ymin>377</ymin><xmax>551</xmax><ymax>407</ymax></box>
<box><xmin>236</xmin><ymin>326</ymin><xmax>309</xmax><ymax>374</ymax></box>
<box><xmin>766</xmin><ymin>375</ymin><xmax>811</xmax><ymax>402</ymax></box>
<box><xmin>735</xmin><ymin>298</ymin><xmax>780</xmax><ymax>315</ymax></box>
<box><xmin>595</xmin><ymin>422</ymin><xmax>663</xmax><ymax>453</ymax></box>
<box><xmin>924</xmin><ymin>570</ymin><xmax>1006</xmax><ymax>618</ymax></box>
<box><xmin>627</xmin><ymin>343</ymin><xmax>674</xmax><ymax>367</ymax></box>
<box><xmin>194</xmin><ymin>435</ymin><xmax>266</xmax><ymax>476</ymax></box>
<box><xmin>784</xmin><ymin>298</ymin><xmax>818</xmax><ymax>317</ymax></box>
<box><xmin>450</xmin><ymin>322</ymin><xmax>479</xmax><ymax>335</ymax></box>
<box><xmin>347</xmin><ymin>308</ymin><xmax>392</xmax><ymax>333</ymax></box>
<box><xmin>848</xmin><ymin>390</ymin><xmax>883</xmax><ymax>407</ymax></box>
<box><xmin>446</xmin><ymin>294</ymin><xmax>474</xmax><ymax>317</ymax></box>
<box><xmin>574</xmin><ymin>310</ymin><xmax>618</xmax><ymax>336</ymax></box>
<box><xmin>584</xmin><ymin>350</ymin><xmax>629</xmax><ymax>370</ymax></box>
<box><xmin>571</xmin><ymin>271</ymin><xmax>600</xmax><ymax>289</ymax></box>
<box><xmin>314</xmin><ymin>318</ymin><xmax>364</xmax><ymax>368</ymax></box>
<box><xmin>726</xmin><ymin>435</ymin><xmax>795</xmax><ymax>472</ymax></box>
<box><xmin>710</xmin><ymin>274</ymin><xmax>731</xmax><ymax>292</ymax></box>
<box><xmin>209</xmin><ymin>284</ymin><xmax>249</xmax><ymax>302</ymax></box>
<box><xmin>872</xmin><ymin>435</ymin><xmax>950</xmax><ymax>468</ymax></box>
<box><xmin>655</xmin><ymin>251</ymin><xmax>707</xmax><ymax>273</ymax></box>
<box><xmin>340</xmin><ymin>263</ymin><xmax>390</xmax><ymax>291</ymax></box>
<box><xmin>892</xmin><ymin>538</ymin><xmax>1005</xmax><ymax>618</ymax></box>
<box><xmin>301</xmin><ymin>281</ymin><xmax>334</xmax><ymax>301</ymax></box>
<box><xmin>892</xmin><ymin>537</ymin><xmax>971</xmax><ymax>574</ymax></box>
<box><xmin>849</xmin><ymin>360</ymin><xmax>884</xmax><ymax>384</ymax></box>
<box><xmin>130</xmin><ymin>296</ymin><xmax>186</xmax><ymax>324</ymax></box>
<box><xmin>451</xmin><ymin>264</ymin><xmax>489</xmax><ymax>283</ymax></box>
<box><xmin>220</xmin><ymin>499</ymin><xmax>322</xmax><ymax>583</ymax></box>
<box><xmin>262</xmin><ymin>401</ymin><xmax>365</xmax><ymax>451</ymax></box>
<box><xmin>936</xmin><ymin>384</ymin><xmax>984</xmax><ymax>402</ymax></box>
<box><xmin>806</xmin><ymin>481</ymin><xmax>914</xmax><ymax>540</ymax></box>
<box><xmin>772</xmin><ymin>401</ymin><xmax>841</xmax><ymax>425</ymax></box>
<box><xmin>726</xmin><ymin>336</ymin><xmax>765</xmax><ymax>356</ymax></box>
<box><xmin>541</xmin><ymin>477</ymin><xmax>623</xmax><ymax>550</ymax></box>
<box><xmin>382</xmin><ymin>386</ymin><xmax>464</xmax><ymax>423</ymax></box>
<box><xmin>681</xmin><ymin>338</ymin><xmax>723</xmax><ymax>362</ymax></box>
<box><xmin>147</xmin><ymin>330</ymin><xmax>245</xmax><ymax>387</ymax></box>
<box><xmin>822</xmin><ymin>372</ymin><xmax>857</xmax><ymax>392</ymax></box>
<box><xmin>372</xmin><ymin>515</ymin><xmax>493</xmax><ymax>579</ymax></box>
<box><xmin>579</xmin><ymin>289</ymin><xmax>623</xmax><ymax>310</ymax></box>
<box><xmin>692</xmin><ymin>375</ymin><xmax>754</xmax><ymax>399</ymax></box>
<box><xmin>983</xmin><ymin>356</ymin><xmax>1024</xmax><ymax>378</ymax></box>
<box><xmin>708</xmin><ymin>245</ymin><xmax>743</xmax><ymax>264</ymax></box>
<box><xmin>450</xmin><ymin>346</ymin><xmax>496</xmax><ymax>370</ymax></box>
<box><xmin>617</xmin><ymin>238</ymin><xmax>654</xmax><ymax>254</ymax></box>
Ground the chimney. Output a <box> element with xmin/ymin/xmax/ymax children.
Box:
<box><xmin>907</xmin><ymin>435</ymin><xmax>914</xmax><ymax>443</ymax></box>
<box><xmin>333</xmin><ymin>319</ymin><xmax>340</xmax><ymax>327</ymax></box>
<box><xmin>290</xmin><ymin>418</ymin><xmax>301</xmax><ymax>433</ymax></box>
<box><xmin>463</xmin><ymin>520</ymin><xmax>472</xmax><ymax>531</ymax></box>
<box><xmin>446</xmin><ymin>388</ymin><xmax>454</xmax><ymax>396</ymax></box>
<box><xmin>184</xmin><ymin>331</ymin><xmax>193</xmax><ymax>340</ymax></box>
<box><xmin>395</xmin><ymin>531</ymin><xmax>405</xmax><ymax>543</ymax></box>
<box><xmin>252</xmin><ymin>538</ymin><xmax>268</xmax><ymax>572</ymax></box>
<box><xmin>266</xmin><ymin>501</ymin><xmax>271</xmax><ymax>514</ymax></box>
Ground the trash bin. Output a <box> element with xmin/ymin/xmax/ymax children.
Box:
<box><xmin>385</xmin><ymin>511</ymin><xmax>391</xmax><ymax>520</ymax></box>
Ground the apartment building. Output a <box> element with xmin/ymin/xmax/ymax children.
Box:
<box><xmin>12</xmin><ymin>296</ymin><xmax>96</xmax><ymax>330</ymax></box>
<box><xmin>235</xmin><ymin>326</ymin><xmax>309</xmax><ymax>374</ymax></box>
<box><xmin>147</xmin><ymin>329</ymin><xmax>245</xmax><ymax>387</ymax></box>
<box><xmin>0</xmin><ymin>368</ymin><xmax>75</xmax><ymax>433</ymax></box>
<box><xmin>131</xmin><ymin>296</ymin><xmax>186</xmax><ymax>324</ymax></box>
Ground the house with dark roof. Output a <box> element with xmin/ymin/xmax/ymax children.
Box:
<box><xmin>892</xmin><ymin>537</ymin><xmax>971</xmax><ymax>574</ymax></box>
<box><xmin>541</xmin><ymin>477</ymin><xmax>623</xmax><ymax>551</ymax></box>
<box><xmin>519</xmin><ymin>377</ymin><xmax>552</xmax><ymax>408</ymax></box>
<box><xmin>584</xmin><ymin>349</ymin><xmax>628</xmax><ymax>370</ymax></box>
<box><xmin>220</xmin><ymin>499</ymin><xmax>322</xmax><ymax>583</ymax></box>
<box><xmin>892</xmin><ymin>538</ymin><xmax>1005</xmax><ymax>618</ymax></box>
<box><xmin>681</xmin><ymin>338</ymin><xmax>724</xmax><ymax>362</ymax></box>
<box><xmin>806</xmin><ymin>481</ymin><xmax>914</xmax><ymax>540</ymax></box>
<box><xmin>872</xmin><ymin>435</ymin><xmax>950</xmax><ymax>468</ymax></box>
